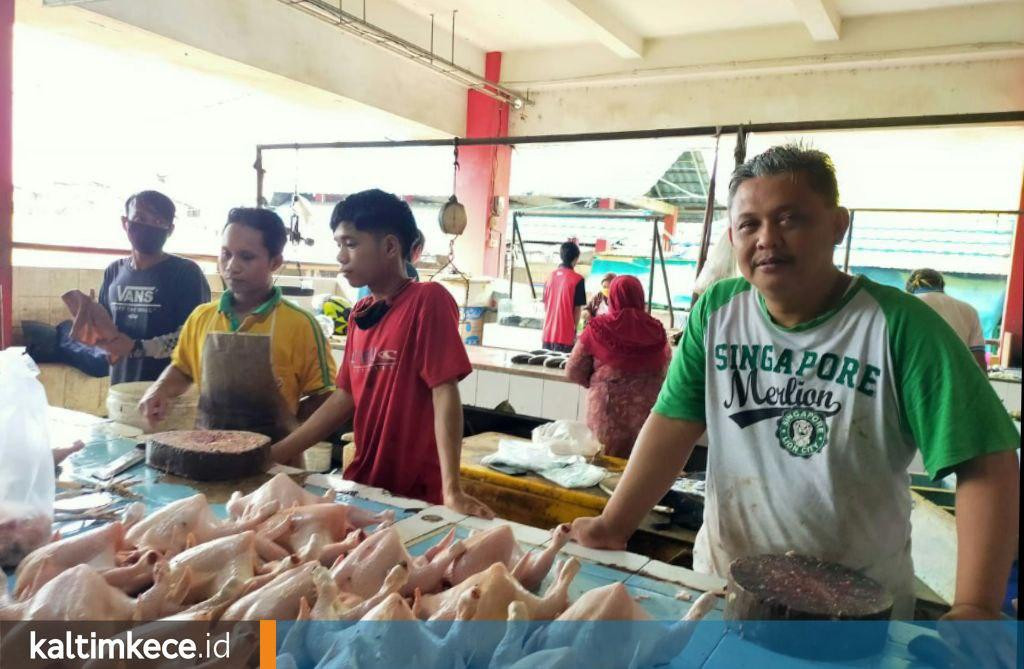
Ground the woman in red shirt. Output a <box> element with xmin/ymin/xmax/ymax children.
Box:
<box><xmin>566</xmin><ymin>275</ymin><xmax>671</xmax><ymax>458</ymax></box>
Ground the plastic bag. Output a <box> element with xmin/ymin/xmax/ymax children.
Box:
<box><xmin>483</xmin><ymin>439</ymin><xmax>580</xmax><ymax>472</ymax></box>
<box><xmin>693</xmin><ymin>225</ymin><xmax>738</xmax><ymax>296</ymax></box>
<box><xmin>0</xmin><ymin>348</ymin><xmax>55</xmax><ymax>567</ymax></box>
<box><xmin>531</xmin><ymin>420</ymin><xmax>601</xmax><ymax>458</ymax></box>
<box><xmin>481</xmin><ymin>440</ymin><xmax>608</xmax><ymax>489</ymax></box>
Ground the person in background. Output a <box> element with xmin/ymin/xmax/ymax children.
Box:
<box><xmin>271</xmin><ymin>189</ymin><xmax>492</xmax><ymax>518</ymax></box>
<box><xmin>582</xmin><ymin>272</ymin><xmax>616</xmax><ymax>324</ymax></box>
<box><xmin>355</xmin><ymin>228</ymin><xmax>423</xmax><ymax>300</ymax></box>
<box><xmin>906</xmin><ymin>268</ymin><xmax>987</xmax><ymax>370</ymax></box>
<box><xmin>566</xmin><ymin>275</ymin><xmax>670</xmax><ymax>458</ymax></box>
<box><xmin>542</xmin><ymin>241</ymin><xmax>586</xmax><ymax>353</ymax></box>
<box><xmin>97</xmin><ymin>190</ymin><xmax>210</xmax><ymax>384</ymax></box>
<box><xmin>139</xmin><ymin>207</ymin><xmax>336</xmax><ymax>439</ymax></box>
<box><xmin>569</xmin><ymin>145</ymin><xmax>1019</xmax><ymax>642</ymax></box>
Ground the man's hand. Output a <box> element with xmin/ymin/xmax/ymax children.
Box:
<box><xmin>138</xmin><ymin>388</ymin><xmax>169</xmax><ymax>430</ymax></box>
<box><xmin>937</xmin><ymin>604</ymin><xmax>1015</xmax><ymax>668</ymax></box>
<box><xmin>567</xmin><ymin>516</ymin><xmax>628</xmax><ymax>551</ymax></box>
<box><xmin>97</xmin><ymin>333</ymin><xmax>135</xmax><ymax>363</ymax></box>
<box><xmin>444</xmin><ymin>488</ymin><xmax>495</xmax><ymax>519</ymax></box>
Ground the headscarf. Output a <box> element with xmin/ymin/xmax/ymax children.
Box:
<box><xmin>580</xmin><ymin>275</ymin><xmax>669</xmax><ymax>373</ymax></box>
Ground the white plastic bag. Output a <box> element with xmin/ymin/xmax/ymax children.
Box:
<box><xmin>693</xmin><ymin>225</ymin><xmax>738</xmax><ymax>296</ymax></box>
<box><xmin>531</xmin><ymin>420</ymin><xmax>601</xmax><ymax>458</ymax></box>
<box><xmin>0</xmin><ymin>348</ymin><xmax>55</xmax><ymax>566</ymax></box>
<box><xmin>481</xmin><ymin>440</ymin><xmax>608</xmax><ymax>489</ymax></box>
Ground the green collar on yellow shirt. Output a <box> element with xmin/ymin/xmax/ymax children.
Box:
<box><xmin>217</xmin><ymin>286</ymin><xmax>282</xmax><ymax>332</ymax></box>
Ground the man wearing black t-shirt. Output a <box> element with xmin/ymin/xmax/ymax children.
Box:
<box><xmin>97</xmin><ymin>191</ymin><xmax>210</xmax><ymax>384</ymax></box>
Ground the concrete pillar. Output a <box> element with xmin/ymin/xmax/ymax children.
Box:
<box><xmin>454</xmin><ymin>52</ymin><xmax>510</xmax><ymax>278</ymax></box>
<box><xmin>0</xmin><ymin>0</ymin><xmax>11</xmax><ymax>348</ymax></box>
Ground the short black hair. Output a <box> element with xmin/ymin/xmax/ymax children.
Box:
<box><xmin>906</xmin><ymin>268</ymin><xmax>944</xmax><ymax>293</ymax></box>
<box><xmin>560</xmin><ymin>241</ymin><xmax>581</xmax><ymax>266</ymax></box>
<box><xmin>728</xmin><ymin>143</ymin><xmax>839</xmax><ymax>209</ymax></box>
<box><xmin>125</xmin><ymin>190</ymin><xmax>175</xmax><ymax>223</ymax></box>
<box><xmin>330</xmin><ymin>189</ymin><xmax>417</xmax><ymax>260</ymax></box>
<box><xmin>224</xmin><ymin>207</ymin><xmax>287</xmax><ymax>258</ymax></box>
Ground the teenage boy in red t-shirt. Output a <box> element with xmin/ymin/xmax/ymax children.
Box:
<box><xmin>272</xmin><ymin>189</ymin><xmax>493</xmax><ymax>518</ymax></box>
<box><xmin>542</xmin><ymin>241</ymin><xmax>587</xmax><ymax>352</ymax></box>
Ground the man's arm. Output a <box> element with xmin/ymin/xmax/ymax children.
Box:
<box><xmin>971</xmin><ymin>350</ymin><xmax>987</xmax><ymax>370</ymax></box>
<box><xmin>945</xmin><ymin>450</ymin><xmax>1019</xmax><ymax>618</ymax></box>
<box><xmin>432</xmin><ymin>381</ymin><xmax>494</xmax><ymax>519</ymax></box>
<box><xmin>570</xmin><ymin>413</ymin><xmax>705</xmax><ymax>548</ymax></box>
<box><xmin>297</xmin><ymin>391</ymin><xmax>332</xmax><ymax>421</ymax></box>
<box><xmin>138</xmin><ymin>365</ymin><xmax>194</xmax><ymax>429</ymax></box>
<box><xmin>272</xmin><ymin>389</ymin><xmax>355</xmax><ymax>465</ymax></box>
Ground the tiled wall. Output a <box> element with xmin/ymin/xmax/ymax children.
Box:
<box><xmin>11</xmin><ymin>265</ymin><xmax>331</xmax><ymax>416</ymax></box>
<box><xmin>12</xmin><ymin>266</ymin><xmax>110</xmax><ymax>415</ymax></box>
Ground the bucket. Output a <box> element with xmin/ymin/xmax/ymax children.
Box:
<box><xmin>107</xmin><ymin>382</ymin><xmax>198</xmax><ymax>432</ymax></box>
<box><xmin>459</xmin><ymin>306</ymin><xmax>488</xmax><ymax>346</ymax></box>
<box><xmin>302</xmin><ymin>442</ymin><xmax>332</xmax><ymax>472</ymax></box>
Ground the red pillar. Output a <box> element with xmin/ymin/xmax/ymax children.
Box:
<box><xmin>454</xmin><ymin>52</ymin><xmax>510</xmax><ymax>278</ymax></box>
<box><xmin>0</xmin><ymin>0</ymin><xmax>12</xmax><ymax>349</ymax></box>
<box><xmin>1001</xmin><ymin>179</ymin><xmax>1024</xmax><ymax>363</ymax></box>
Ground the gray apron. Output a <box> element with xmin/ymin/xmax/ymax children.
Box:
<box><xmin>195</xmin><ymin>312</ymin><xmax>296</xmax><ymax>442</ymax></box>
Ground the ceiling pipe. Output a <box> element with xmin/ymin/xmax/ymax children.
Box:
<box><xmin>278</xmin><ymin>0</ymin><xmax>530</xmax><ymax>108</ymax></box>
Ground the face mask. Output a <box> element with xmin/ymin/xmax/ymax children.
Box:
<box><xmin>128</xmin><ymin>222</ymin><xmax>169</xmax><ymax>254</ymax></box>
<box><xmin>601</xmin><ymin>288</ymin><xmax>610</xmax><ymax>297</ymax></box>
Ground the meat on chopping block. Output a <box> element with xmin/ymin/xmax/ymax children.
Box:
<box><xmin>724</xmin><ymin>553</ymin><xmax>894</xmax><ymax>660</ymax></box>
<box><xmin>227</xmin><ymin>473</ymin><xmax>333</xmax><ymax>520</ymax></box>
<box><xmin>146</xmin><ymin>430</ymin><xmax>271</xmax><ymax>482</ymax></box>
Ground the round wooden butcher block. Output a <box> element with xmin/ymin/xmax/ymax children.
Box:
<box><xmin>724</xmin><ymin>553</ymin><xmax>893</xmax><ymax>660</ymax></box>
<box><xmin>146</xmin><ymin>430</ymin><xmax>271</xmax><ymax>482</ymax></box>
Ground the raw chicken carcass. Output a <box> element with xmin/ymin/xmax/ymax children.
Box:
<box><xmin>220</xmin><ymin>561</ymin><xmax>320</xmax><ymax>621</ymax></box>
<box><xmin>14</xmin><ymin>521</ymin><xmax>155</xmax><ymax>599</ymax></box>
<box><xmin>126</xmin><ymin>493</ymin><xmax>278</xmax><ymax>555</ymax></box>
<box><xmin>285</xmin><ymin>583</ymin><xmax>481</xmax><ymax>669</ymax></box>
<box><xmin>331</xmin><ymin>526</ymin><xmax>465</xmax><ymax>598</ymax></box>
<box><xmin>416</xmin><ymin>557</ymin><xmax>580</xmax><ymax>621</ymax></box>
<box><xmin>448</xmin><ymin>524</ymin><xmax>571</xmax><ymax>591</ymax></box>
<box><xmin>302</xmin><ymin>562</ymin><xmax>410</xmax><ymax>621</ymax></box>
<box><xmin>518</xmin><ymin>584</ymin><xmax>718</xmax><ymax>669</ymax></box>
<box><xmin>167</xmin><ymin>531</ymin><xmax>295</xmax><ymax>605</ymax></box>
<box><xmin>263</xmin><ymin>502</ymin><xmax>394</xmax><ymax>563</ymax></box>
<box><xmin>226</xmin><ymin>473</ymin><xmax>331</xmax><ymax>519</ymax></box>
<box><xmin>0</xmin><ymin>561</ymin><xmax>187</xmax><ymax>621</ymax></box>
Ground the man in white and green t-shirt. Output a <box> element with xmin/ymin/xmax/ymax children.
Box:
<box><xmin>570</xmin><ymin>145</ymin><xmax>1019</xmax><ymax>623</ymax></box>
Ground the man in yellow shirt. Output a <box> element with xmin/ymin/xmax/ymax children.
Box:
<box><xmin>140</xmin><ymin>208</ymin><xmax>336</xmax><ymax>440</ymax></box>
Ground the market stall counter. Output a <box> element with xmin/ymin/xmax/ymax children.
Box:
<box><xmin>1</xmin><ymin>407</ymin><xmax>982</xmax><ymax>668</ymax></box>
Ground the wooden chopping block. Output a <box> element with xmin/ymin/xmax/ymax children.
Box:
<box><xmin>724</xmin><ymin>553</ymin><xmax>893</xmax><ymax>660</ymax></box>
<box><xmin>146</xmin><ymin>430</ymin><xmax>271</xmax><ymax>482</ymax></box>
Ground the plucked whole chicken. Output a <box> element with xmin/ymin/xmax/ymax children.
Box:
<box><xmin>1</xmin><ymin>473</ymin><xmax>718</xmax><ymax>669</ymax></box>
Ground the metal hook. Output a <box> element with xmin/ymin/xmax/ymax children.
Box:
<box><xmin>452</xmin><ymin>137</ymin><xmax>460</xmax><ymax>193</ymax></box>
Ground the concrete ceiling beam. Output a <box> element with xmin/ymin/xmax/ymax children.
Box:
<box><xmin>789</xmin><ymin>0</ymin><xmax>842</xmax><ymax>41</ymax></box>
<box><xmin>545</xmin><ymin>0</ymin><xmax>644</xmax><ymax>60</ymax></box>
